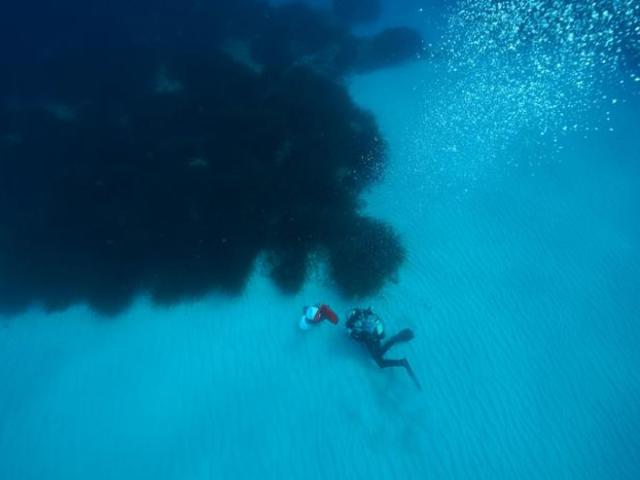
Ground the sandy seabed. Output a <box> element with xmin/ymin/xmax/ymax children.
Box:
<box><xmin>1</xmin><ymin>62</ymin><xmax>640</xmax><ymax>480</ymax></box>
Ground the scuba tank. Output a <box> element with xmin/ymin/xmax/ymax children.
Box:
<box><xmin>346</xmin><ymin>307</ymin><xmax>384</xmax><ymax>341</ymax></box>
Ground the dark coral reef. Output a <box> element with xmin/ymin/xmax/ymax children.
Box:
<box><xmin>0</xmin><ymin>1</ymin><xmax>418</xmax><ymax>315</ymax></box>
<box><xmin>332</xmin><ymin>0</ymin><xmax>382</xmax><ymax>25</ymax></box>
<box><xmin>1</xmin><ymin>1</ymin><xmax>425</xmax><ymax>77</ymax></box>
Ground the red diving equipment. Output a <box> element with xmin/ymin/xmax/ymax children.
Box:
<box><xmin>317</xmin><ymin>304</ymin><xmax>338</xmax><ymax>324</ymax></box>
<box><xmin>299</xmin><ymin>304</ymin><xmax>339</xmax><ymax>330</ymax></box>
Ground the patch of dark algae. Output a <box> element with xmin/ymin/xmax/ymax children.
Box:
<box><xmin>0</xmin><ymin>49</ymin><xmax>405</xmax><ymax>316</ymax></box>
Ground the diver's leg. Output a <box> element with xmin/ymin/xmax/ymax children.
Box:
<box><xmin>402</xmin><ymin>359</ymin><xmax>422</xmax><ymax>391</ymax></box>
<box><xmin>379</xmin><ymin>328</ymin><xmax>415</xmax><ymax>355</ymax></box>
<box><xmin>372</xmin><ymin>355</ymin><xmax>422</xmax><ymax>391</ymax></box>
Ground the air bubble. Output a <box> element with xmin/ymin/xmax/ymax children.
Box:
<box><xmin>417</xmin><ymin>0</ymin><xmax>640</xmax><ymax>184</ymax></box>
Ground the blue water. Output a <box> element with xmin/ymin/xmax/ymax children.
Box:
<box><xmin>2</xmin><ymin>1</ymin><xmax>640</xmax><ymax>479</ymax></box>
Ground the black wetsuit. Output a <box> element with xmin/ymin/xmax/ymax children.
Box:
<box><xmin>346</xmin><ymin>308</ymin><xmax>421</xmax><ymax>390</ymax></box>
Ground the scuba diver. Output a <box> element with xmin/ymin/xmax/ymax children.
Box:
<box><xmin>299</xmin><ymin>304</ymin><xmax>339</xmax><ymax>330</ymax></box>
<box><xmin>346</xmin><ymin>307</ymin><xmax>421</xmax><ymax>390</ymax></box>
